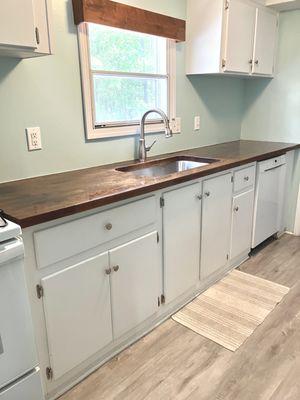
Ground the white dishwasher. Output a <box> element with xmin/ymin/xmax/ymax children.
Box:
<box><xmin>252</xmin><ymin>155</ymin><xmax>287</xmax><ymax>248</ymax></box>
<box><xmin>0</xmin><ymin>213</ymin><xmax>44</xmax><ymax>400</ymax></box>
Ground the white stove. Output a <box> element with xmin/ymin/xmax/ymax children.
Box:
<box><xmin>0</xmin><ymin>215</ymin><xmax>44</xmax><ymax>400</ymax></box>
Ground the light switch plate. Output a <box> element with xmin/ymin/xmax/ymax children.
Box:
<box><xmin>170</xmin><ymin>117</ymin><xmax>181</xmax><ymax>134</ymax></box>
<box><xmin>194</xmin><ymin>116</ymin><xmax>200</xmax><ymax>131</ymax></box>
<box><xmin>26</xmin><ymin>127</ymin><xmax>42</xmax><ymax>151</ymax></box>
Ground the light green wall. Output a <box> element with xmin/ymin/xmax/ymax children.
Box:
<box><xmin>0</xmin><ymin>0</ymin><xmax>244</xmax><ymax>183</ymax></box>
<box><xmin>241</xmin><ymin>11</ymin><xmax>300</xmax><ymax>230</ymax></box>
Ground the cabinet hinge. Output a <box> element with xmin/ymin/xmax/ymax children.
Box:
<box><xmin>225</xmin><ymin>0</ymin><xmax>229</xmax><ymax>10</ymax></box>
<box><xmin>231</xmin><ymin>176</ymin><xmax>234</xmax><ymax>183</ymax></box>
<box><xmin>222</xmin><ymin>59</ymin><xmax>226</xmax><ymax>68</ymax></box>
<box><xmin>158</xmin><ymin>296</ymin><xmax>161</xmax><ymax>307</ymax></box>
<box><xmin>157</xmin><ymin>232</ymin><xmax>160</xmax><ymax>243</ymax></box>
<box><xmin>226</xmin><ymin>254</ymin><xmax>229</xmax><ymax>261</ymax></box>
<box><xmin>161</xmin><ymin>294</ymin><xmax>166</xmax><ymax>305</ymax></box>
<box><xmin>160</xmin><ymin>197</ymin><xmax>165</xmax><ymax>208</ymax></box>
<box><xmin>46</xmin><ymin>367</ymin><xmax>53</xmax><ymax>381</ymax></box>
<box><xmin>35</xmin><ymin>27</ymin><xmax>40</xmax><ymax>45</ymax></box>
<box><xmin>36</xmin><ymin>284</ymin><xmax>44</xmax><ymax>299</ymax></box>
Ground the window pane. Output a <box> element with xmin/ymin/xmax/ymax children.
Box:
<box><xmin>88</xmin><ymin>24</ymin><xmax>167</xmax><ymax>74</ymax></box>
<box><xmin>93</xmin><ymin>75</ymin><xmax>168</xmax><ymax>125</ymax></box>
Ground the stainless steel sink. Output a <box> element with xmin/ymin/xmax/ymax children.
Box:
<box><xmin>116</xmin><ymin>156</ymin><xmax>219</xmax><ymax>178</ymax></box>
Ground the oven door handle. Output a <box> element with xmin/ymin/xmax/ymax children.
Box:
<box><xmin>0</xmin><ymin>238</ymin><xmax>24</xmax><ymax>266</ymax></box>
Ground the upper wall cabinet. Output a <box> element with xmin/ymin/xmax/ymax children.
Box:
<box><xmin>186</xmin><ymin>0</ymin><xmax>278</xmax><ymax>77</ymax></box>
<box><xmin>0</xmin><ymin>0</ymin><xmax>53</xmax><ymax>58</ymax></box>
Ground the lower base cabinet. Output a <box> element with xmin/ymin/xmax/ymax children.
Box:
<box><xmin>41</xmin><ymin>232</ymin><xmax>160</xmax><ymax>380</ymax></box>
<box><xmin>230</xmin><ymin>189</ymin><xmax>255</xmax><ymax>259</ymax></box>
<box><xmin>42</xmin><ymin>252</ymin><xmax>113</xmax><ymax>380</ymax></box>
<box><xmin>110</xmin><ymin>232</ymin><xmax>160</xmax><ymax>339</ymax></box>
<box><xmin>163</xmin><ymin>183</ymin><xmax>202</xmax><ymax>303</ymax></box>
<box><xmin>201</xmin><ymin>173</ymin><xmax>233</xmax><ymax>279</ymax></box>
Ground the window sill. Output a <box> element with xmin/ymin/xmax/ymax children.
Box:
<box><xmin>86</xmin><ymin>123</ymin><xmax>166</xmax><ymax>140</ymax></box>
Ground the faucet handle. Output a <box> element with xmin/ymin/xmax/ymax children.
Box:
<box><xmin>145</xmin><ymin>140</ymin><xmax>157</xmax><ymax>152</ymax></box>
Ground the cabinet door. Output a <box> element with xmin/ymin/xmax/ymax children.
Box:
<box><xmin>223</xmin><ymin>0</ymin><xmax>256</xmax><ymax>74</ymax></box>
<box><xmin>0</xmin><ymin>0</ymin><xmax>37</xmax><ymax>48</ymax></box>
<box><xmin>110</xmin><ymin>232</ymin><xmax>160</xmax><ymax>339</ymax></box>
<box><xmin>230</xmin><ymin>190</ymin><xmax>254</xmax><ymax>259</ymax></box>
<box><xmin>41</xmin><ymin>252</ymin><xmax>113</xmax><ymax>380</ymax></box>
<box><xmin>252</xmin><ymin>8</ymin><xmax>278</xmax><ymax>76</ymax></box>
<box><xmin>201</xmin><ymin>173</ymin><xmax>233</xmax><ymax>279</ymax></box>
<box><xmin>163</xmin><ymin>184</ymin><xmax>201</xmax><ymax>303</ymax></box>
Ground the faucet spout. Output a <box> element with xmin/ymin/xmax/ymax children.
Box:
<box><xmin>139</xmin><ymin>109</ymin><xmax>173</xmax><ymax>162</ymax></box>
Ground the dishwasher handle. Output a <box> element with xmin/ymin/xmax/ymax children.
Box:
<box><xmin>0</xmin><ymin>238</ymin><xmax>24</xmax><ymax>266</ymax></box>
<box><xmin>263</xmin><ymin>164</ymin><xmax>286</xmax><ymax>173</ymax></box>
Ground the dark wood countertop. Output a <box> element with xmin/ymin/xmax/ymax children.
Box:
<box><xmin>1</xmin><ymin>140</ymin><xmax>299</xmax><ymax>228</ymax></box>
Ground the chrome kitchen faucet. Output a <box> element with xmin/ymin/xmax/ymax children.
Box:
<box><xmin>138</xmin><ymin>109</ymin><xmax>173</xmax><ymax>162</ymax></box>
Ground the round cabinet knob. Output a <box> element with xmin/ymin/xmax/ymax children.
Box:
<box><xmin>234</xmin><ymin>206</ymin><xmax>239</xmax><ymax>212</ymax></box>
<box><xmin>196</xmin><ymin>194</ymin><xmax>202</xmax><ymax>200</ymax></box>
<box><xmin>205</xmin><ymin>191</ymin><xmax>211</xmax><ymax>197</ymax></box>
<box><xmin>244</xmin><ymin>176</ymin><xmax>249</xmax><ymax>182</ymax></box>
<box><xmin>105</xmin><ymin>267</ymin><xmax>112</xmax><ymax>275</ymax></box>
<box><xmin>105</xmin><ymin>223</ymin><xmax>112</xmax><ymax>231</ymax></box>
<box><xmin>113</xmin><ymin>265</ymin><xmax>120</xmax><ymax>272</ymax></box>
<box><xmin>255</xmin><ymin>60</ymin><xmax>259</xmax><ymax>65</ymax></box>
<box><xmin>249</xmin><ymin>59</ymin><xmax>253</xmax><ymax>65</ymax></box>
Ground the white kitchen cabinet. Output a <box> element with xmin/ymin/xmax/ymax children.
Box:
<box><xmin>223</xmin><ymin>0</ymin><xmax>256</xmax><ymax>74</ymax></box>
<box><xmin>230</xmin><ymin>189</ymin><xmax>255</xmax><ymax>259</ymax></box>
<box><xmin>40</xmin><ymin>231</ymin><xmax>160</xmax><ymax>379</ymax></box>
<box><xmin>162</xmin><ymin>183</ymin><xmax>201</xmax><ymax>303</ymax></box>
<box><xmin>41</xmin><ymin>252</ymin><xmax>113</xmax><ymax>380</ymax></box>
<box><xmin>252</xmin><ymin>8</ymin><xmax>278</xmax><ymax>75</ymax></box>
<box><xmin>0</xmin><ymin>0</ymin><xmax>52</xmax><ymax>58</ymax></box>
<box><xmin>201</xmin><ymin>173</ymin><xmax>233</xmax><ymax>279</ymax></box>
<box><xmin>109</xmin><ymin>232</ymin><xmax>160</xmax><ymax>339</ymax></box>
<box><xmin>0</xmin><ymin>0</ymin><xmax>37</xmax><ymax>49</ymax></box>
<box><xmin>186</xmin><ymin>0</ymin><xmax>278</xmax><ymax>77</ymax></box>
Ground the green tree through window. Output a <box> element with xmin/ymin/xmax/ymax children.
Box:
<box><xmin>88</xmin><ymin>24</ymin><xmax>168</xmax><ymax>126</ymax></box>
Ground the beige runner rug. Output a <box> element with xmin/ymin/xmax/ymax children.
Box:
<box><xmin>172</xmin><ymin>270</ymin><xmax>290</xmax><ymax>351</ymax></box>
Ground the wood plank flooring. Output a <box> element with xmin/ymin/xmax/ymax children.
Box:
<box><xmin>60</xmin><ymin>234</ymin><xmax>300</xmax><ymax>400</ymax></box>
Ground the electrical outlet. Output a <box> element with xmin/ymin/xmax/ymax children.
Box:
<box><xmin>170</xmin><ymin>117</ymin><xmax>181</xmax><ymax>134</ymax></box>
<box><xmin>194</xmin><ymin>116</ymin><xmax>200</xmax><ymax>131</ymax></box>
<box><xmin>26</xmin><ymin>127</ymin><xmax>42</xmax><ymax>151</ymax></box>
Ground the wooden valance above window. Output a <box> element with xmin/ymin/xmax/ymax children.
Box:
<box><xmin>72</xmin><ymin>0</ymin><xmax>186</xmax><ymax>42</ymax></box>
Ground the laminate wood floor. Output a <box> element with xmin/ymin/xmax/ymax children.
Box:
<box><xmin>60</xmin><ymin>234</ymin><xmax>300</xmax><ymax>400</ymax></box>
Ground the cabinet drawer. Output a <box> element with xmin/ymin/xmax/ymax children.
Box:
<box><xmin>234</xmin><ymin>165</ymin><xmax>256</xmax><ymax>193</ymax></box>
<box><xmin>34</xmin><ymin>196</ymin><xmax>156</xmax><ymax>269</ymax></box>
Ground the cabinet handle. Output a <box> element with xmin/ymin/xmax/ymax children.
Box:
<box><xmin>113</xmin><ymin>265</ymin><xmax>120</xmax><ymax>272</ymax></box>
<box><xmin>35</xmin><ymin>27</ymin><xmax>40</xmax><ymax>45</ymax></box>
<box><xmin>105</xmin><ymin>267</ymin><xmax>112</xmax><ymax>275</ymax></box>
<box><xmin>234</xmin><ymin>206</ymin><xmax>239</xmax><ymax>212</ymax></box>
<box><xmin>255</xmin><ymin>60</ymin><xmax>259</xmax><ymax>65</ymax></box>
<box><xmin>105</xmin><ymin>223</ymin><xmax>112</xmax><ymax>231</ymax></box>
<box><xmin>204</xmin><ymin>191</ymin><xmax>210</xmax><ymax>197</ymax></box>
<box><xmin>249</xmin><ymin>59</ymin><xmax>253</xmax><ymax>65</ymax></box>
<box><xmin>244</xmin><ymin>176</ymin><xmax>249</xmax><ymax>182</ymax></box>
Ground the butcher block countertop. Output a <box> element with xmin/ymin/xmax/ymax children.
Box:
<box><xmin>1</xmin><ymin>140</ymin><xmax>299</xmax><ymax>228</ymax></box>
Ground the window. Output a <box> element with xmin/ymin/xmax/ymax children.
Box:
<box><xmin>78</xmin><ymin>23</ymin><xmax>176</xmax><ymax>139</ymax></box>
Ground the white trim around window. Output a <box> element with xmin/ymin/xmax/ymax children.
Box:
<box><xmin>77</xmin><ymin>23</ymin><xmax>177</xmax><ymax>140</ymax></box>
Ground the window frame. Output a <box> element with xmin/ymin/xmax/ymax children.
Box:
<box><xmin>78</xmin><ymin>23</ymin><xmax>176</xmax><ymax>140</ymax></box>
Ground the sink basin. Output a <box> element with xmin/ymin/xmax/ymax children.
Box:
<box><xmin>116</xmin><ymin>156</ymin><xmax>219</xmax><ymax>178</ymax></box>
